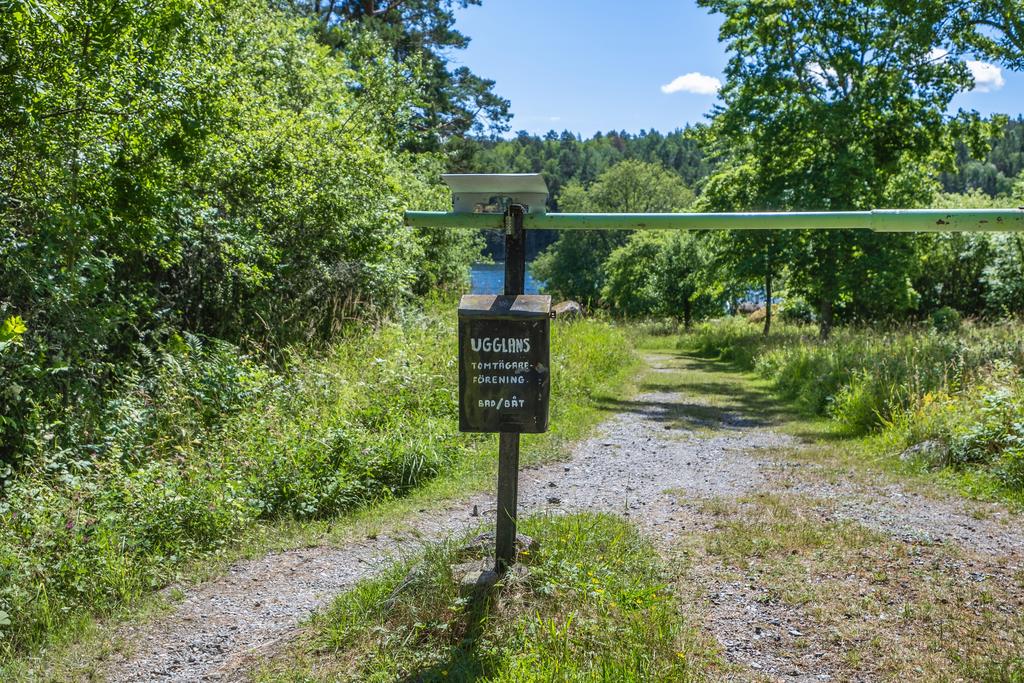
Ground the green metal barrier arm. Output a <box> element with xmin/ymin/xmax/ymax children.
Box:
<box><xmin>404</xmin><ymin>208</ymin><xmax>1024</xmax><ymax>232</ymax></box>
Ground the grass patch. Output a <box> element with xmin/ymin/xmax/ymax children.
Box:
<box><xmin>259</xmin><ymin>513</ymin><xmax>720</xmax><ymax>682</ymax></box>
<box><xmin>700</xmin><ymin>493</ymin><xmax>884</xmax><ymax>570</ymax></box>
<box><xmin>0</xmin><ymin>310</ymin><xmax>639</xmax><ymax>675</ymax></box>
<box><xmin>683</xmin><ymin>318</ymin><xmax>1024</xmax><ymax>506</ymax></box>
<box><xmin>689</xmin><ymin>492</ymin><xmax>1024</xmax><ymax>681</ymax></box>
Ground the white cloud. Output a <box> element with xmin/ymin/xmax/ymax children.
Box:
<box><xmin>967</xmin><ymin>60</ymin><xmax>1004</xmax><ymax>92</ymax></box>
<box><xmin>927</xmin><ymin>48</ymin><xmax>950</xmax><ymax>62</ymax></box>
<box><xmin>660</xmin><ymin>72</ymin><xmax>721</xmax><ymax>95</ymax></box>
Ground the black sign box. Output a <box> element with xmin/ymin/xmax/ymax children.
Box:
<box><xmin>458</xmin><ymin>294</ymin><xmax>551</xmax><ymax>433</ymax></box>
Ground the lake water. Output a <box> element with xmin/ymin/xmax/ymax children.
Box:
<box><xmin>470</xmin><ymin>262</ymin><xmax>544</xmax><ymax>295</ymax></box>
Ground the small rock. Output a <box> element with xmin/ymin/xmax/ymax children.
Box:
<box><xmin>455</xmin><ymin>560</ymin><xmax>499</xmax><ymax>598</ymax></box>
<box><xmin>547</xmin><ymin>496</ymin><xmax>562</xmax><ymax>505</ymax></box>
<box><xmin>471</xmin><ymin>504</ymin><xmax>479</xmax><ymax>517</ymax></box>
<box><xmin>898</xmin><ymin>439</ymin><xmax>948</xmax><ymax>468</ymax></box>
<box><xmin>552</xmin><ymin>300</ymin><xmax>584</xmax><ymax>320</ymax></box>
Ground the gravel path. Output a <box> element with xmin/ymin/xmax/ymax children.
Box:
<box><xmin>104</xmin><ymin>354</ymin><xmax>1023</xmax><ymax>682</ymax></box>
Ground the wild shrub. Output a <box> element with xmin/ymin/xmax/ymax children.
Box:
<box><xmin>0</xmin><ymin>0</ymin><xmax>479</xmax><ymax>482</ymax></box>
<box><xmin>684</xmin><ymin>318</ymin><xmax>1024</xmax><ymax>495</ymax></box>
<box><xmin>931</xmin><ymin>306</ymin><xmax>963</xmax><ymax>333</ymax></box>
<box><xmin>0</xmin><ymin>314</ymin><xmax>633</xmax><ymax>662</ymax></box>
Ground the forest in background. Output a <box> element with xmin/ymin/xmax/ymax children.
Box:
<box><xmin>453</xmin><ymin>119</ymin><xmax>1024</xmax><ymax>328</ymax></box>
<box><xmin>454</xmin><ymin>122</ymin><xmax>1024</xmax><ymax>333</ymax></box>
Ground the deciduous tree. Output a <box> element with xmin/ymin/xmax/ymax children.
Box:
<box><xmin>533</xmin><ymin>160</ymin><xmax>695</xmax><ymax>304</ymax></box>
<box><xmin>698</xmin><ymin>0</ymin><xmax>984</xmax><ymax>337</ymax></box>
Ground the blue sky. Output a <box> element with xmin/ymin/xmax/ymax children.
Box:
<box><xmin>452</xmin><ymin>0</ymin><xmax>1024</xmax><ymax>138</ymax></box>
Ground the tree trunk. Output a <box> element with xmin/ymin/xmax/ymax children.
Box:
<box><xmin>683</xmin><ymin>296</ymin><xmax>693</xmax><ymax>330</ymax></box>
<box><xmin>818</xmin><ymin>239</ymin><xmax>838</xmax><ymax>340</ymax></box>
<box><xmin>819</xmin><ymin>297</ymin><xmax>833</xmax><ymax>340</ymax></box>
<box><xmin>763</xmin><ymin>243</ymin><xmax>773</xmax><ymax>337</ymax></box>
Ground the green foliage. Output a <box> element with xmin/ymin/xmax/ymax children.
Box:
<box><xmin>601</xmin><ymin>232</ymin><xmax>719</xmax><ymax>326</ymax></box>
<box><xmin>267</xmin><ymin>513</ymin><xmax>715</xmax><ymax>681</ymax></box>
<box><xmin>940</xmin><ymin>117</ymin><xmax>1024</xmax><ymax>196</ymax></box>
<box><xmin>698</xmin><ymin>159</ymin><xmax>792</xmax><ymax>335</ymax></box>
<box><xmin>946</xmin><ymin>1</ymin><xmax>1024</xmax><ymax>70</ymax></box>
<box><xmin>884</xmin><ymin>365</ymin><xmax>1024</xmax><ymax>501</ymax></box>
<box><xmin>688</xmin><ymin>318</ymin><xmax>1024</xmax><ymax>428</ymax></box>
<box><xmin>778</xmin><ymin>299</ymin><xmax>816</xmax><ymax>324</ymax></box>
<box><xmin>557</xmin><ymin>160</ymin><xmax>696</xmax><ymax>215</ymax></box>
<box><xmin>534</xmin><ymin>160</ymin><xmax>696</xmax><ymax>305</ymax></box>
<box><xmin>601</xmin><ymin>233</ymin><xmax>666</xmax><ymax>317</ymax></box>
<box><xmin>696</xmin><ymin>0</ymin><xmax>988</xmax><ymax>334</ymax></box>
<box><xmin>451</xmin><ymin>128</ymin><xmax>711</xmax><ymax>208</ymax></box>
<box><xmin>0</xmin><ymin>313</ymin><xmax>633</xmax><ymax>662</ymax></box>
<box><xmin>911</xmin><ymin>187</ymin><xmax>1024</xmax><ymax>319</ymax></box>
<box><xmin>982</xmin><ymin>234</ymin><xmax>1024</xmax><ymax>317</ymax></box>
<box><xmin>452</xmin><ymin>128</ymin><xmax>711</xmax><ymax>260</ymax></box>
<box><xmin>0</xmin><ymin>0</ymin><xmax>481</xmax><ymax>478</ymax></box>
<box><xmin>930</xmin><ymin>306</ymin><xmax>962</xmax><ymax>333</ymax></box>
<box><xmin>289</xmin><ymin>0</ymin><xmax>511</xmax><ymax>146</ymax></box>
<box><xmin>686</xmin><ymin>318</ymin><xmax>1024</xmax><ymax>498</ymax></box>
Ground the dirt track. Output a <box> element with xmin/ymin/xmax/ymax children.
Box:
<box><xmin>104</xmin><ymin>352</ymin><xmax>1024</xmax><ymax>682</ymax></box>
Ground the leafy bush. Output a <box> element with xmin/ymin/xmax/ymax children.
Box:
<box><xmin>601</xmin><ymin>231</ymin><xmax>719</xmax><ymax>325</ymax></box>
<box><xmin>0</xmin><ymin>313</ymin><xmax>632</xmax><ymax>662</ymax></box>
<box><xmin>534</xmin><ymin>160</ymin><xmax>695</xmax><ymax>305</ymax></box>
<box><xmin>0</xmin><ymin>0</ymin><xmax>480</xmax><ymax>481</ymax></box>
<box><xmin>931</xmin><ymin>306</ymin><xmax>962</xmax><ymax>333</ymax></box>
<box><xmin>685</xmin><ymin>318</ymin><xmax>1024</xmax><ymax>497</ymax></box>
<box><xmin>779</xmin><ymin>298</ymin><xmax>816</xmax><ymax>324</ymax></box>
<box><xmin>689</xmin><ymin>318</ymin><xmax>1024</xmax><ymax>428</ymax></box>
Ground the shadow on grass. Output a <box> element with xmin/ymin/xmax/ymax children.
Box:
<box><xmin>398</xmin><ymin>586</ymin><xmax>494</xmax><ymax>683</ymax></box>
<box><xmin>611</xmin><ymin>349</ymin><xmax>859</xmax><ymax>443</ymax></box>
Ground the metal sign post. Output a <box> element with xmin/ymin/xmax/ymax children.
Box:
<box><xmin>456</xmin><ymin>203</ymin><xmax>551</xmax><ymax>574</ymax></box>
<box><xmin>496</xmin><ymin>204</ymin><xmax>526</xmax><ymax>573</ymax></box>
<box><xmin>447</xmin><ymin>176</ymin><xmax>553</xmax><ymax>576</ymax></box>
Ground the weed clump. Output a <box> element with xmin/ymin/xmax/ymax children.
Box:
<box><xmin>263</xmin><ymin>513</ymin><xmax>718</xmax><ymax>682</ymax></box>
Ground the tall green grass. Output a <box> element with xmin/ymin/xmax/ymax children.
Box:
<box><xmin>0</xmin><ymin>308</ymin><xmax>634</xmax><ymax>664</ymax></box>
<box><xmin>258</xmin><ymin>513</ymin><xmax>717</xmax><ymax>682</ymax></box>
<box><xmin>686</xmin><ymin>318</ymin><xmax>1024</xmax><ymax>500</ymax></box>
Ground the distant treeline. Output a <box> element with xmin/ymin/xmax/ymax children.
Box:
<box><xmin>451</xmin><ymin>117</ymin><xmax>1024</xmax><ymax>260</ymax></box>
<box><xmin>941</xmin><ymin>116</ymin><xmax>1024</xmax><ymax>196</ymax></box>
<box><xmin>449</xmin><ymin>129</ymin><xmax>709</xmax><ymax>259</ymax></box>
